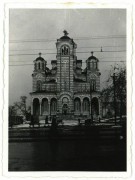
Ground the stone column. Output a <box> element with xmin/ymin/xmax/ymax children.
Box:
<box><xmin>81</xmin><ymin>99</ymin><xmax>83</xmax><ymax>116</ymax></box>
<box><xmin>89</xmin><ymin>100</ymin><xmax>91</xmax><ymax>116</ymax></box>
<box><xmin>48</xmin><ymin>101</ymin><xmax>51</xmax><ymax>117</ymax></box>
<box><xmin>39</xmin><ymin>99</ymin><xmax>42</xmax><ymax>116</ymax></box>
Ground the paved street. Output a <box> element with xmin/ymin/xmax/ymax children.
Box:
<box><xmin>9</xmin><ymin>122</ymin><xmax>126</xmax><ymax>171</ymax></box>
<box><xmin>9</xmin><ymin>138</ymin><xmax>126</xmax><ymax>171</ymax></box>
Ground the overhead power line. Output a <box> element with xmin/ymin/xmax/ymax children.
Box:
<box><xmin>9</xmin><ymin>50</ymin><xmax>126</xmax><ymax>57</ymax></box>
<box><xmin>10</xmin><ymin>45</ymin><xmax>125</xmax><ymax>52</ymax></box>
<box><xmin>9</xmin><ymin>35</ymin><xmax>126</xmax><ymax>43</ymax></box>
<box><xmin>9</xmin><ymin>60</ymin><xmax>125</xmax><ymax>67</ymax></box>
<box><xmin>10</xmin><ymin>56</ymin><xmax>126</xmax><ymax>63</ymax></box>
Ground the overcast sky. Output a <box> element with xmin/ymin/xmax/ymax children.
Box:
<box><xmin>9</xmin><ymin>9</ymin><xmax>126</xmax><ymax>106</ymax></box>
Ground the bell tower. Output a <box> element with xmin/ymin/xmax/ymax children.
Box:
<box><xmin>32</xmin><ymin>53</ymin><xmax>46</xmax><ymax>92</ymax></box>
<box><xmin>86</xmin><ymin>51</ymin><xmax>101</xmax><ymax>92</ymax></box>
<box><xmin>56</xmin><ymin>31</ymin><xmax>77</xmax><ymax>93</ymax></box>
<box><xmin>56</xmin><ymin>31</ymin><xmax>77</xmax><ymax>115</ymax></box>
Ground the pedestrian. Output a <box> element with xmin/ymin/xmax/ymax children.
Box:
<box><xmin>31</xmin><ymin>114</ymin><xmax>34</xmax><ymax>128</ymax></box>
<box><xmin>52</xmin><ymin>115</ymin><xmax>57</xmax><ymax>127</ymax></box>
<box><xmin>99</xmin><ymin>116</ymin><xmax>101</xmax><ymax>123</ymax></box>
<box><xmin>45</xmin><ymin>116</ymin><xmax>48</xmax><ymax>126</ymax></box>
<box><xmin>78</xmin><ymin>118</ymin><xmax>80</xmax><ymax>125</ymax></box>
<box><xmin>50</xmin><ymin>116</ymin><xmax>52</xmax><ymax>123</ymax></box>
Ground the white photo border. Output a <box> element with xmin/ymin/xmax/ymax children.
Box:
<box><xmin>2</xmin><ymin>1</ymin><xmax>132</xmax><ymax>178</ymax></box>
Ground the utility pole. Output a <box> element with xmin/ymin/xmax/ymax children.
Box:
<box><xmin>112</xmin><ymin>72</ymin><xmax>117</xmax><ymax>125</ymax></box>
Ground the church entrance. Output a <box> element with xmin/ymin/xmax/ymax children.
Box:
<box><xmin>62</xmin><ymin>104</ymin><xmax>68</xmax><ymax>115</ymax></box>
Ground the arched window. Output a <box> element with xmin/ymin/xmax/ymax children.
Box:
<box><xmin>91</xmin><ymin>80</ymin><xmax>96</xmax><ymax>91</ymax></box>
<box><xmin>52</xmin><ymin>101</ymin><xmax>56</xmax><ymax>111</ymax></box>
<box><xmin>41</xmin><ymin>98</ymin><xmax>48</xmax><ymax>115</ymax></box>
<box><xmin>38</xmin><ymin>62</ymin><xmax>40</xmax><ymax>70</ymax></box>
<box><xmin>51</xmin><ymin>99</ymin><xmax>57</xmax><ymax>113</ymax></box>
<box><xmin>74</xmin><ymin>98</ymin><xmax>81</xmax><ymax>112</ymax></box>
<box><xmin>93</xmin><ymin>62</ymin><xmax>97</xmax><ymax>69</ymax></box>
<box><xmin>61</xmin><ymin>45</ymin><xmax>70</xmax><ymax>55</ymax></box>
<box><xmin>90</xmin><ymin>60</ymin><xmax>97</xmax><ymax>70</ymax></box>
<box><xmin>62</xmin><ymin>97</ymin><xmax>69</xmax><ymax>103</ymax></box>
<box><xmin>42</xmin><ymin>62</ymin><xmax>44</xmax><ymax>70</ymax></box>
<box><xmin>33</xmin><ymin>98</ymin><xmax>40</xmax><ymax>115</ymax></box>
<box><xmin>34</xmin><ymin>63</ymin><xmax>37</xmax><ymax>70</ymax></box>
<box><xmin>83</xmin><ymin>98</ymin><xmax>89</xmax><ymax>112</ymax></box>
<box><xmin>84</xmin><ymin>101</ymin><xmax>87</xmax><ymax>111</ymax></box>
<box><xmin>35</xmin><ymin>63</ymin><xmax>38</xmax><ymax>70</ymax></box>
<box><xmin>90</xmin><ymin>62</ymin><xmax>93</xmax><ymax>70</ymax></box>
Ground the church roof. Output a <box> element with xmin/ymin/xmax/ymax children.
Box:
<box><xmin>60</xmin><ymin>35</ymin><xmax>71</xmax><ymax>40</ymax></box>
<box><xmin>51</xmin><ymin>60</ymin><xmax>57</xmax><ymax>64</ymax></box>
<box><xmin>88</xmin><ymin>55</ymin><xmax>98</xmax><ymax>61</ymax></box>
<box><xmin>76</xmin><ymin>66</ymin><xmax>82</xmax><ymax>70</ymax></box>
<box><xmin>76</xmin><ymin>60</ymin><xmax>82</xmax><ymax>63</ymax></box>
<box><xmin>35</xmin><ymin>53</ymin><xmax>46</xmax><ymax>62</ymax></box>
<box><xmin>87</xmin><ymin>52</ymin><xmax>99</xmax><ymax>61</ymax></box>
<box><xmin>60</xmin><ymin>30</ymin><xmax>71</xmax><ymax>40</ymax></box>
<box><xmin>35</xmin><ymin>56</ymin><xmax>45</xmax><ymax>61</ymax></box>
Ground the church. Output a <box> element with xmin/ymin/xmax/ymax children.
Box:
<box><xmin>30</xmin><ymin>31</ymin><xmax>101</xmax><ymax>121</ymax></box>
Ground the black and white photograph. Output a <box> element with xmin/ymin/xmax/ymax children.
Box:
<box><xmin>7</xmin><ymin>6</ymin><xmax>129</xmax><ymax>174</ymax></box>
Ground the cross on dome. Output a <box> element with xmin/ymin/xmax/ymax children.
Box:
<box><xmin>91</xmin><ymin>51</ymin><xmax>94</xmax><ymax>56</ymax></box>
<box><xmin>63</xmin><ymin>30</ymin><xmax>69</xmax><ymax>36</ymax></box>
<box><xmin>39</xmin><ymin>52</ymin><xmax>42</xmax><ymax>57</ymax></box>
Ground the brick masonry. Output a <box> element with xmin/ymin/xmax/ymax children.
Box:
<box><xmin>30</xmin><ymin>32</ymin><xmax>101</xmax><ymax>120</ymax></box>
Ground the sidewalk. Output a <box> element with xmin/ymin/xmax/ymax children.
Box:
<box><xmin>9</xmin><ymin>119</ymin><xmax>123</xmax><ymax>129</ymax></box>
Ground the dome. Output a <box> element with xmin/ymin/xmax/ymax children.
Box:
<box><xmin>35</xmin><ymin>53</ymin><xmax>45</xmax><ymax>61</ymax></box>
<box><xmin>36</xmin><ymin>56</ymin><xmax>45</xmax><ymax>61</ymax></box>
<box><xmin>60</xmin><ymin>35</ymin><xmax>71</xmax><ymax>40</ymax></box>
<box><xmin>59</xmin><ymin>30</ymin><xmax>71</xmax><ymax>40</ymax></box>
<box><xmin>88</xmin><ymin>56</ymin><xmax>98</xmax><ymax>60</ymax></box>
<box><xmin>87</xmin><ymin>52</ymin><xmax>99</xmax><ymax>61</ymax></box>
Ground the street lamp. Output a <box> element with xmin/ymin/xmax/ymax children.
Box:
<box><xmin>111</xmin><ymin>65</ymin><xmax>119</xmax><ymax>125</ymax></box>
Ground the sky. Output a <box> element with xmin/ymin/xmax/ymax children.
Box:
<box><xmin>9</xmin><ymin>9</ymin><xmax>126</xmax><ymax>106</ymax></box>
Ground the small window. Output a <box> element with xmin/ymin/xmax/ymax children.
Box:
<box><xmin>38</xmin><ymin>62</ymin><xmax>40</xmax><ymax>70</ymax></box>
<box><xmin>90</xmin><ymin>62</ymin><xmax>93</xmax><ymax>69</ymax></box>
<box><xmin>62</xmin><ymin>97</ymin><xmax>69</xmax><ymax>103</ymax></box>
<box><xmin>94</xmin><ymin>62</ymin><xmax>97</xmax><ymax>69</ymax></box>
<box><xmin>51</xmin><ymin>99</ymin><xmax>57</xmax><ymax>112</ymax></box>
<box><xmin>42</xmin><ymin>62</ymin><xmax>44</xmax><ymax>70</ymax></box>
<box><xmin>83</xmin><ymin>99</ymin><xmax>89</xmax><ymax>111</ymax></box>
<box><xmin>34</xmin><ymin>63</ymin><xmax>37</xmax><ymax>70</ymax></box>
<box><xmin>90</xmin><ymin>80</ymin><xmax>96</xmax><ymax>91</ymax></box>
<box><xmin>75</xmin><ymin>99</ymin><xmax>80</xmax><ymax>111</ymax></box>
<box><xmin>90</xmin><ymin>60</ymin><xmax>97</xmax><ymax>70</ymax></box>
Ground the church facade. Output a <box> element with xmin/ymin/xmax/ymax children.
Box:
<box><xmin>30</xmin><ymin>31</ymin><xmax>102</xmax><ymax>120</ymax></box>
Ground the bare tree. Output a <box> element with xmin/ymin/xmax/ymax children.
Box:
<box><xmin>14</xmin><ymin>96</ymin><xmax>31</xmax><ymax>121</ymax></box>
<box><xmin>101</xmin><ymin>65</ymin><xmax>126</xmax><ymax>120</ymax></box>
